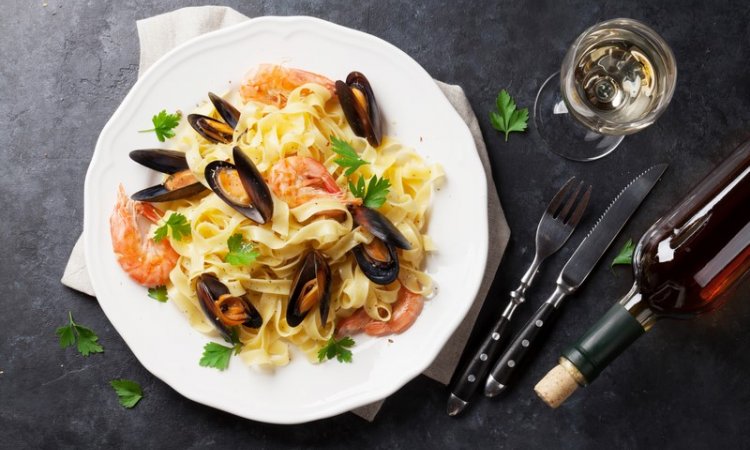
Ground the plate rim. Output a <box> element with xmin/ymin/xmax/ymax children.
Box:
<box><xmin>83</xmin><ymin>15</ymin><xmax>489</xmax><ymax>424</ymax></box>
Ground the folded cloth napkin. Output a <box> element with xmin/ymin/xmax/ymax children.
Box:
<box><xmin>61</xmin><ymin>5</ymin><xmax>510</xmax><ymax>421</ymax></box>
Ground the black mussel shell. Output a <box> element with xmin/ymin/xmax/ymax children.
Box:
<box><xmin>204</xmin><ymin>147</ymin><xmax>274</xmax><ymax>224</ymax></box>
<box><xmin>130</xmin><ymin>149</ymin><xmax>189</xmax><ymax>174</ymax></box>
<box><xmin>287</xmin><ymin>251</ymin><xmax>331</xmax><ymax>327</ymax></box>
<box><xmin>130</xmin><ymin>182</ymin><xmax>206</xmax><ymax>202</ymax></box>
<box><xmin>129</xmin><ymin>149</ymin><xmax>206</xmax><ymax>202</ymax></box>
<box><xmin>349</xmin><ymin>205</ymin><xmax>412</xmax><ymax>250</ymax></box>
<box><xmin>335</xmin><ymin>71</ymin><xmax>383</xmax><ymax>147</ymax></box>
<box><xmin>209</xmin><ymin>92</ymin><xmax>241</xmax><ymax>130</ymax></box>
<box><xmin>188</xmin><ymin>114</ymin><xmax>234</xmax><ymax>144</ymax></box>
<box><xmin>352</xmin><ymin>239</ymin><xmax>399</xmax><ymax>285</ymax></box>
<box><xmin>196</xmin><ymin>273</ymin><xmax>262</xmax><ymax>339</ymax></box>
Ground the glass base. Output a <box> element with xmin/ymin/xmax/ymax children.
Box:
<box><xmin>533</xmin><ymin>72</ymin><xmax>624</xmax><ymax>162</ymax></box>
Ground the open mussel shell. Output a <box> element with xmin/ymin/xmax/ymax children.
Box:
<box><xmin>208</xmin><ymin>92</ymin><xmax>241</xmax><ymax>130</ymax></box>
<box><xmin>205</xmin><ymin>147</ymin><xmax>274</xmax><ymax>224</ymax></box>
<box><xmin>129</xmin><ymin>149</ymin><xmax>206</xmax><ymax>202</ymax></box>
<box><xmin>188</xmin><ymin>114</ymin><xmax>234</xmax><ymax>144</ymax></box>
<box><xmin>352</xmin><ymin>240</ymin><xmax>399</xmax><ymax>285</ymax></box>
<box><xmin>287</xmin><ymin>250</ymin><xmax>331</xmax><ymax>327</ymax></box>
<box><xmin>335</xmin><ymin>71</ymin><xmax>383</xmax><ymax>147</ymax></box>
<box><xmin>349</xmin><ymin>205</ymin><xmax>411</xmax><ymax>250</ymax></box>
<box><xmin>196</xmin><ymin>273</ymin><xmax>262</xmax><ymax>340</ymax></box>
<box><xmin>350</xmin><ymin>205</ymin><xmax>411</xmax><ymax>285</ymax></box>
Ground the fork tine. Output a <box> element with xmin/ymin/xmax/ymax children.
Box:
<box><xmin>565</xmin><ymin>184</ymin><xmax>592</xmax><ymax>226</ymax></box>
<box><xmin>546</xmin><ymin>177</ymin><xmax>576</xmax><ymax>216</ymax></box>
<box><xmin>557</xmin><ymin>181</ymin><xmax>583</xmax><ymax>219</ymax></box>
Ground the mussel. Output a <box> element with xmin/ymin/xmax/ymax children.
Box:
<box><xmin>335</xmin><ymin>72</ymin><xmax>383</xmax><ymax>147</ymax></box>
<box><xmin>350</xmin><ymin>205</ymin><xmax>412</xmax><ymax>285</ymax></box>
<box><xmin>129</xmin><ymin>149</ymin><xmax>207</xmax><ymax>202</ymax></box>
<box><xmin>196</xmin><ymin>273</ymin><xmax>262</xmax><ymax>340</ymax></box>
<box><xmin>205</xmin><ymin>146</ymin><xmax>274</xmax><ymax>224</ymax></box>
<box><xmin>187</xmin><ymin>92</ymin><xmax>241</xmax><ymax>144</ymax></box>
<box><xmin>286</xmin><ymin>250</ymin><xmax>331</xmax><ymax>327</ymax></box>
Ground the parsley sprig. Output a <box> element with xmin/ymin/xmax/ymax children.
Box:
<box><xmin>153</xmin><ymin>213</ymin><xmax>191</xmax><ymax>243</ymax></box>
<box><xmin>611</xmin><ymin>238</ymin><xmax>635</xmax><ymax>268</ymax></box>
<box><xmin>317</xmin><ymin>336</ymin><xmax>355</xmax><ymax>363</ymax></box>
<box><xmin>224</xmin><ymin>233</ymin><xmax>259</xmax><ymax>267</ymax></box>
<box><xmin>148</xmin><ymin>286</ymin><xmax>168</xmax><ymax>302</ymax></box>
<box><xmin>331</xmin><ymin>136</ymin><xmax>369</xmax><ymax>176</ymax></box>
<box><xmin>349</xmin><ymin>175</ymin><xmax>391</xmax><ymax>209</ymax></box>
<box><xmin>139</xmin><ymin>110</ymin><xmax>182</xmax><ymax>142</ymax></box>
<box><xmin>56</xmin><ymin>312</ymin><xmax>104</xmax><ymax>356</ymax></box>
<box><xmin>490</xmin><ymin>89</ymin><xmax>528</xmax><ymax>142</ymax></box>
<box><xmin>200</xmin><ymin>328</ymin><xmax>242</xmax><ymax>371</ymax></box>
<box><xmin>110</xmin><ymin>379</ymin><xmax>143</xmax><ymax>409</ymax></box>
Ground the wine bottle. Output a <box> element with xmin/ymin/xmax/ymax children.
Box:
<box><xmin>535</xmin><ymin>140</ymin><xmax>750</xmax><ymax>408</ymax></box>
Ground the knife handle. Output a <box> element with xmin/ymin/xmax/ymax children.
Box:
<box><xmin>450</xmin><ymin>314</ymin><xmax>513</xmax><ymax>403</ymax></box>
<box><xmin>485</xmin><ymin>301</ymin><xmax>561</xmax><ymax>396</ymax></box>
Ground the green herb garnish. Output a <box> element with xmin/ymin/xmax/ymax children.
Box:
<box><xmin>224</xmin><ymin>233</ymin><xmax>259</xmax><ymax>267</ymax></box>
<box><xmin>56</xmin><ymin>312</ymin><xmax>104</xmax><ymax>356</ymax></box>
<box><xmin>199</xmin><ymin>342</ymin><xmax>238</xmax><ymax>371</ymax></box>
<box><xmin>331</xmin><ymin>136</ymin><xmax>369</xmax><ymax>176</ymax></box>
<box><xmin>611</xmin><ymin>238</ymin><xmax>635</xmax><ymax>268</ymax></box>
<box><xmin>490</xmin><ymin>89</ymin><xmax>528</xmax><ymax>142</ymax></box>
<box><xmin>139</xmin><ymin>110</ymin><xmax>181</xmax><ymax>142</ymax></box>
<box><xmin>147</xmin><ymin>285</ymin><xmax>168</xmax><ymax>302</ymax></box>
<box><xmin>349</xmin><ymin>175</ymin><xmax>391</xmax><ymax>209</ymax></box>
<box><xmin>317</xmin><ymin>336</ymin><xmax>355</xmax><ymax>363</ymax></box>
<box><xmin>110</xmin><ymin>379</ymin><xmax>143</xmax><ymax>408</ymax></box>
<box><xmin>153</xmin><ymin>213</ymin><xmax>191</xmax><ymax>243</ymax></box>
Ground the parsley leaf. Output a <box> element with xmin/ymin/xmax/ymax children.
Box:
<box><xmin>147</xmin><ymin>286</ymin><xmax>168</xmax><ymax>302</ymax></box>
<box><xmin>199</xmin><ymin>342</ymin><xmax>235</xmax><ymax>371</ymax></box>
<box><xmin>331</xmin><ymin>136</ymin><xmax>369</xmax><ymax>176</ymax></box>
<box><xmin>153</xmin><ymin>213</ymin><xmax>191</xmax><ymax>243</ymax></box>
<box><xmin>139</xmin><ymin>110</ymin><xmax>182</xmax><ymax>142</ymax></box>
<box><xmin>349</xmin><ymin>175</ymin><xmax>391</xmax><ymax>209</ymax></box>
<box><xmin>489</xmin><ymin>89</ymin><xmax>528</xmax><ymax>142</ymax></box>
<box><xmin>611</xmin><ymin>238</ymin><xmax>635</xmax><ymax>268</ymax></box>
<box><xmin>225</xmin><ymin>233</ymin><xmax>259</xmax><ymax>267</ymax></box>
<box><xmin>317</xmin><ymin>336</ymin><xmax>355</xmax><ymax>363</ymax></box>
<box><xmin>110</xmin><ymin>379</ymin><xmax>143</xmax><ymax>408</ymax></box>
<box><xmin>56</xmin><ymin>312</ymin><xmax>104</xmax><ymax>356</ymax></box>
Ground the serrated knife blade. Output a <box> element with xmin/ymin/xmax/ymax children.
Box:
<box><xmin>558</xmin><ymin>163</ymin><xmax>668</xmax><ymax>291</ymax></box>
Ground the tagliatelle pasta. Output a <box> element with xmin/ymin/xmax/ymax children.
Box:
<box><xmin>132</xmin><ymin>78</ymin><xmax>443</xmax><ymax>367</ymax></box>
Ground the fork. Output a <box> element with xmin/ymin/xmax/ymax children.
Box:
<box><xmin>446</xmin><ymin>177</ymin><xmax>591</xmax><ymax>416</ymax></box>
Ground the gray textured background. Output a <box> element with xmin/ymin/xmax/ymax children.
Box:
<box><xmin>2</xmin><ymin>0</ymin><xmax>750</xmax><ymax>448</ymax></box>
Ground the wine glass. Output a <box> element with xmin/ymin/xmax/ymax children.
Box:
<box><xmin>533</xmin><ymin>18</ymin><xmax>677</xmax><ymax>161</ymax></box>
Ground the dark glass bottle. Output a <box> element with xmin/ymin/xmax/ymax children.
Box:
<box><xmin>535</xmin><ymin>140</ymin><xmax>750</xmax><ymax>408</ymax></box>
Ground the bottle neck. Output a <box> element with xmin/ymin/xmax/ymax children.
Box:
<box><xmin>561</xmin><ymin>283</ymin><xmax>652</xmax><ymax>385</ymax></box>
<box><xmin>619</xmin><ymin>282</ymin><xmax>658</xmax><ymax>330</ymax></box>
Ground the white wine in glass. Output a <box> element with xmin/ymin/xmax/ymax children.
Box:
<box><xmin>534</xmin><ymin>18</ymin><xmax>677</xmax><ymax>161</ymax></box>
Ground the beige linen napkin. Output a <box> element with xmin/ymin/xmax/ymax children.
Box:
<box><xmin>62</xmin><ymin>6</ymin><xmax>510</xmax><ymax>421</ymax></box>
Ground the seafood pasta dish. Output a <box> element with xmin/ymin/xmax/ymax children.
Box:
<box><xmin>110</xmin><ymin>65</ymin><xmax>444</xmax><ymax>367</ymax></box>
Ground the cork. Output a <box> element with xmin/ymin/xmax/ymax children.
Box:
<box><xmin>534</xmin><ymin>363</ymin><xmax>581</xmax><ymax>408</ymax></box>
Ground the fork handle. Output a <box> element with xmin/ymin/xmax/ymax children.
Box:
<box><xmin>485</xmin><ymin>288</ymin><xmax>567</xmax><ymax>397</ymax></box>
<box><xmin>509</xmin><ymin>256</ymin><xmax>542</xmax><ymax>305</ymax></box>
<box><xmin>449</xmin><ymin>313</ymin><xmax>513</xmax><ymax>403</ymax></box>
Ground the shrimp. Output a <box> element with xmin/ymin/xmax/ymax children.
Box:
<box><xmin>109</xmin><ymin>184</ymin><xmax>179</xmax><ymax>287</ymax></box>
<box><xmin>240</xmin><ymin>64</ymin><xmax>336</xmax><ymax>107</ymax></box>
<box><xmin>336</xmin><ymin>287</ymin><xmax>424</xmax><ymax>337</ymax></box>
<box><xmin>268</xmin><ymin>156</ymin><xmax>353</xmax><ymax>208</ymax></box>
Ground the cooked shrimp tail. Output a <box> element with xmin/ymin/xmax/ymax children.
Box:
<box><xmin>240</xmin><ymin>64</ymin><xmax>335</xmax><ymax>107</ymax></box>
<box><xmin>110</xmin><ymin>184</ymin><xmax>179</xmax><ymax>287</ymax></box>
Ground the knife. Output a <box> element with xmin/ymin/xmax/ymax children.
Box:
<box><xmin>484</xmin><ymin>164</ymin><xmax>668</xmax><ymax>397</ymax></box>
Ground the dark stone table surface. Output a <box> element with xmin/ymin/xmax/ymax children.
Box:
<box><xmin>3</xmin><ymin>1</ymin><xmax>750</xmax><ymax>448</ymax></box>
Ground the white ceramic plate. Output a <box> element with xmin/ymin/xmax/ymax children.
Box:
<box><xmin>84</xmin><ymin>16</ymin><xmax>488</xmax><ymax>424</ymax></box>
